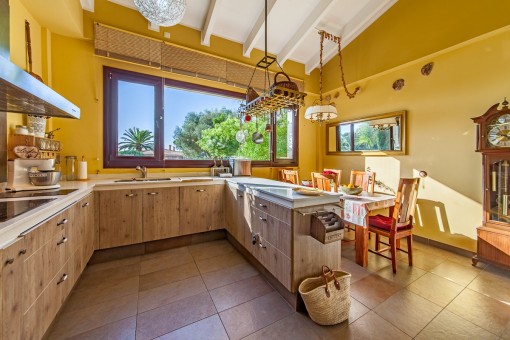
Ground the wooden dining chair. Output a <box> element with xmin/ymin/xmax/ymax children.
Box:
<box><xmin>277</xmin><ymin>168</ymin><xmax>294</xmax><ymax>182</ymax></box>
<box><xmin>323</xmin><ymin>169</ymin><xmax>342</xmax><ymax>187</ymax></box>
<box><xmin>311</xmin><ymin>172</ymin><xmax>338</xmax><ymax>192</ymax></box>
<box><xmin>282</xmin><ymin>169</ymin><xmax>299</xmax><ymax>185</ymax></box>
<box><xmin>350</xmin><ymin>170</ymin><xmax>376</xmax><ymax>193</ymax></box>
<box><xmin>368</xmin><ymin>177</ymin><xmax>420</xmax><ymax>273</ymax></box>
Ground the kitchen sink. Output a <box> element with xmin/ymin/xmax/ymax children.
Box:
<box><xmin>114</xmin><ymin>177</ymin><xmax>181</xmax><ymax>183</ymax></box>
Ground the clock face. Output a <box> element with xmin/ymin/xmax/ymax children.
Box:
<box><xmin>488</xmin><ymin>123</ymin><xmax>510</xmax><ymax>147</ymax></box>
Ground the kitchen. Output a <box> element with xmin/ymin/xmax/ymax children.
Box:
<box><xmin>1</xmin><ymin>0</ymin><xmax>510</xmax><ymax>339</ymax></box>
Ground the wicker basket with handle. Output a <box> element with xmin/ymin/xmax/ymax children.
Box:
<box><xmin>271</xmin><ymin>72</ymin><xmax>299</xmax><ymax>91</ymax></box>
<box><xmin>298</xmin><ymin>265</ymin><xmax>351</xmax><ymax>325</ymax></box>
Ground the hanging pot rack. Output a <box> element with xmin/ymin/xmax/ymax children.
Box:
<box><xmin>238</xmin><ymin>0</ymin><xmax>307</xmax><ymax>119</ymax></box>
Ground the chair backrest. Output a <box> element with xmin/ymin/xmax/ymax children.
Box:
<box><xmin>311</xmin><ymin>172</ymin><xmax>338</xmax><ymax>192</ymax></box>
<box><xmin>349</xmin><ymin>170</ymin><xmax>376</xmax><ymax>193</ymax></box>
<box><xmin>277</xmin><ymin>168</ymin><xmax>294</xmax><ymax>182</ymax></box>
<box><xmin>282</xmin><ymin>169</ymin><xmax>299</xmax><ymax>184</ymax></box>
<box><xmin>391</xmin><ymin>177</ymin><xmax>420</xmax><ymax>231</ymax></box>
<box><xmin>323</xmin><ymin>169</ymin><xmax>342</xmax><ymax>186</ymax></box>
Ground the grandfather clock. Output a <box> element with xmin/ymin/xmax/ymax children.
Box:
<box><xmin>472</xmin><ymin>99</ymin><xmax>510</xmax><ymax>268</ymax></box>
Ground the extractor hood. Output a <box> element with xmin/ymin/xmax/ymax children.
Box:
<box><xmin>0</xmin><ymin>0</ymin><xmax>79</xmax><ymax>119</ymax></box>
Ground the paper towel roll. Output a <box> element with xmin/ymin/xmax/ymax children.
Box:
<box><xmin>77</xmin><ymin>161</ymin><xmax>88</xmax><ymax>180</ymax></box>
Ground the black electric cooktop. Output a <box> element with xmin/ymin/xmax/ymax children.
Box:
<box><xmin>0</xmin><ymin>199</ymin><xmax>57</xmax><ymax>223</ymax></box>
<box><xmin>0</xmin><ymin>189</ymin><xmax>78</xmax><ymax>199</ymax></box>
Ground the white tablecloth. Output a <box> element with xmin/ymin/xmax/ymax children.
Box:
<box><xmin>339</xmin><ymin>193</ymin><xmax>395</xmax><ymax>227</ymax></box>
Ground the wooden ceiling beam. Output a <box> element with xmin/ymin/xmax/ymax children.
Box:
<box><xmin>201</xmin><ymin>0</ymin><xmax>222</xmax><ymax>46</ymax></box>
<box><xmin>242</xmin><ymin>0</ymin><xmax>278</xmax><ymax>58</ymax></box>
<box><xmin>80</xmin><ymin>0</ymin><xmax>94</xmax><ymax>12</ymax></box>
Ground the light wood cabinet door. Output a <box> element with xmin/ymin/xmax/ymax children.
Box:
<box><xmin>225</xmin><ymin>185</ymin><xmax>245</xmax><ymax>243</ymax></box>
<box><xmin>78</xmin><ymin>194</ymin><xmax>95</xmax><ymax>266</ymax></box>
<box><xmin>99</xmin><ymin>189</ymin><xmax>143</xmax><ymax>249</ymax></box>
<box><xmin>180</xmin><ymin>185</ymin><xmax>224</xmax><ymax>235</ymax></box>
<box><xmin>2</xmin><ymin>237</ymin><xmax>27</xmax><ymax>340</ymax></box>
<box><xmin>142</xmin><ymin>187</ymin><xmax>180</xmax><ymax>242</ymax></box>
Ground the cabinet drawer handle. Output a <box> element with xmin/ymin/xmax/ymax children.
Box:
<box><xmin>238</xmin><ymin>194</ymin><xmax>243</xmax><ymax>198</ymax></box>
<box><xmin>126</xmin><ymin>193</ymin><xmax>138</xmax><ymax>197</ymax></box>
<box><xmin>258</xmin><ymin>203</ymin><xmax>267</xmax><ymax>208</ymax></box>
<box><xmin>147</xmin><ymin>192</ymin><xmax>159</xmax><ymax>195</ymax></box>
<box><xmin>18</xmin><ymin>249</ymin><xmax>27</xmax><ymax>256</ymax></box>
<box><xmin>82</xmin><ymin>202</ymin><xmax>90</xmax><ymax>207</ymax></box>
<box><xmin>196</xmin><ymin>189</ymin><xmax>206</xmax><ymax>192</ymax></box>
<box><xmin>258</xmin><ymin>216</ymin><xmax>267</xmax><ymax>222</ymax></box>
<box><xmin>57</xmin><ymin>274</ymin><xmax>68</xmax><ymax>285</ymax></box>
<box><xmin>57</xmin><ymin>218</ymin><xmax>68</xmax><ymax>226</ymax></box>
<box><xmin>57</xmin><ymin>237</ymin><xmax>68</xmax><ymax>246</ymax></box>
<box><xmin>4</xmin><ymin>258</ymin><xmax>14</xmax><ymax>265</ymax></box>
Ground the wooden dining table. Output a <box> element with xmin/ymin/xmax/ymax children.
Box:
<box><xmin>338</xmin><ymin>192</ymin><xmax>396</xmax><ymax>267</ymax></box>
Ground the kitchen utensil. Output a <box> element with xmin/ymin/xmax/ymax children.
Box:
<box><xmin>252</xmin><ymin>119</ymin><xmax>264</xmax><ymax>144</ymax></box>
<box><xmin>236</xmin><ymin>119</ymin><xmax>246</xmax><ymax>143</ymax></box>
<box><xmin>13</xmin><ymin>145</ymin><xmax>39</xmax><ymax>159</ymax></box>
<box><xmin>25</xmin><ymin>20</ymin><xmax>43</xmax><ymax>82</ymax></box>
<box><xmin>28</xmin><ymin>171</ymin><xmax>61</xmax><ymax>186</ymax></box>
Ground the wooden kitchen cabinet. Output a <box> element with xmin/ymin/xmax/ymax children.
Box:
<box><xmin>99</xmin><ymin>189</ymin><xmax>143</xmax><ymax>248</ymax></box>
<box><xmin>2</xmin><ymin>237</ymin><xmax>27</xmax><ymax>340</ymax></box>
<box><xmin>225</xmin><ymin>184</ymin><xmax>245</xmax><ymax>243</ymax></box>
<box><xmin>143</xmin><ymin>187</ymin><xmax>180</xmax><ymax>242</ymax></box>
<box><xmin>180</xmin><ymin>185</ymin><xmax>224</xmax><ymax>235</ymax></box>
<box><xmin>78</xmin><ymin>194</ymin><xmax>95</xmax><ymax>268</ymax></box>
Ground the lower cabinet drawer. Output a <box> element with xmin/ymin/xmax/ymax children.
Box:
<box><xmin>257</xmin><ymin>241</ymin><xmax>292</xmax><ymax>290</ymax></box>
<box><xmin>23</xmin><ymin>257</ymin><xmax>74</xmax><ymax>340</ymax></box>
<box><xmin>250</xmin><ymin>207</ymin><xmax>291</xmax><ymax>257</ymax></box>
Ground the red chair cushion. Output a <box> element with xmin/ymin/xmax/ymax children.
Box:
<box><xmin>368</xmin><ymin>214</ymin><xmax>412</xmax><ymax>231</ymax></box>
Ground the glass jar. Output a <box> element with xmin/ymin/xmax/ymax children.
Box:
<box><xmin>65</xmin><ymin>156</ymin><xmax>77</xmax><ymax>181</ymax></box>
<box><xmin>15</xmin><ymin>125</ymin><xmax>28</xmax><ymax>135</ymax></box>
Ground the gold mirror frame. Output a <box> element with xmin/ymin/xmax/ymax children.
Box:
<box><xmin>326</xmin><ymin>110</ymin><xmax>406</xmax><ymax>155</ymax></box>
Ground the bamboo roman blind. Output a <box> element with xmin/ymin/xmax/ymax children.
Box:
<box><xmin>94</xmin><ymin>23</ymin><xmax>304</xmax><ymax>93</ymax></box>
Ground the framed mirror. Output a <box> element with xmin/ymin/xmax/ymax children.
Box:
<box><xmin>326</xmin><ymin>110</ymin><xmax>406</xmax><ymax>155</ymax></box>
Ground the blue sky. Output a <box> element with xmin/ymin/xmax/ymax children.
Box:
<box><xmin>118</xmin><ymin>81</ymin><xmax>241</xmax><ymax>148</ymax></box>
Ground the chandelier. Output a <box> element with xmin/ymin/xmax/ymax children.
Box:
<box><xmin>133</xmin><ymin>0</ymin><xmax>186</xmax><ymax>27</ymax></box>
<box><xmin>305</xmin><ymin>30</ymin><xmax>359</xmax><ymax>125</ymax></box>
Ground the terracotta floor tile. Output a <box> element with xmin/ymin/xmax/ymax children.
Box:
<box><xmin>75</xmin><ymin>263</ymin><xmax>141</xmax><ymax>291</ymax></box>
<box><xmin>430</xmin><ymin>260</ymin><xmax>481</xmax><ymax>286</ymax></box>
<box><xmin>350</xmin><ymin>274</ymin><xmax>401</xmax><ymax>309</ymax></box>
<box><xmin>138</xmin><ymin>275</ymin><xmax>207</xmax><ymax>313</ymax></box>
<box><xmin>348</xmin><ymin>296</ymin><xmax>370</xmax><ymax>324</ymax></box>
<box><xmin>345</xmin><ymin>311</ymin><xmax>411</xmax><ymax>340</ymax></box>
<box><xmin>140</xmin><ymin>248</ymin><xmax>195</xmax><ymax>275</ymax></box>
<box><xmin>195</xmin><ymin>251</ymin><xmax>247</xmax><ymax>274</ymax></box>
<box><xmin>141</xmin><ymin>245</ymin><xmax>190</xmax><ymax>260</ymax></box>
<box><xmin>63</xmin><ymin>276</ymin><xmax>139</xmax><ymax>313</ymax></box>
<box><xmin>139</xmin><ymin>262</ymin><xmax>200</xmax><ymax>292</ymax></box>
<box><xmin>156</xmin><ymin>315</ymin><xmax>228</xmax><ymax>340</ymax></box>
<box><xmin>502</xmin><ymin>325</ymin><xmax>510</xmax><ymax>340</ymax></box>
<box><xmin>399</xmin><ymin>248</ymin><xmax>446</xmax><ymax>271</ymax></box>
<box><xmin>243</xmin><ymin>312</ymin><xmax>323</xmax><ymax>340</ymax></box>
<box><xmin>219</xmin><ymin>291</ymin><xmax>293</xmax><ymax>340</ymax></box>
<box><xmin>468</xmin><ymin>265</ymin><xmax>510</xmax><ymax>304</ymax></box>
<box><xmin>136</xmin><ymin>291</ymin><xmax>217</xmax><ymax>340</ymax></box>
<box><xmin>406</xmin><ymin>272</ymin><xmax>464</xmax><ymax>307</ymax></box>
<box><xmin>210</xmin><ymin>275</ymin><xmax>274</xmax><ymax>312</ymax></box>
<box><xmin>446</xmin><ymin>288</ymin><xmax>510</xmax><ymax>336</ymax></box>
<box><xmin>84</xmin><ymin>256</ymin><xmax>141</xmax><ymax>274</ymax></box>
<box><xmin>373</xmin><ymin>290</ymin><xmax>442</xmax><ymax>337</ymax></box>
<box><xmin>340</xmin><ymin>258</ymin><xmax>370</xmax><ymax>284</ymax></box>
<box><xmin>415</xmin><ymin>310</ymin><xmax>499</xmax><ymax>340</ymax></box>
<box><xmin>374</xmin><ymin>263</ymin><xmax>427</xmax><ymax>287</ymax></box>
<box><xmin>201</xmin><ymin>262</ymin><xmax>259</xmax><ymax>290</ymax></box>
<box><xmin>67</xmin><ymin>316</ymin><xmax>136</xmax><ymax>340</ymax></box>
<box><xmin>188</xmin><ymin>239</ymin><xmax>236</xmax><ymax>261</ymax></box>
<box><xmin>48</xmin><ymin>293</ymin><xmax>138</xmax><ymax>339</ymax></box>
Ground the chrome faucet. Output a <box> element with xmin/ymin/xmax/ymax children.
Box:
<box><xmin>135</xmin><ymin>165</ymin><xmax>148</xmax><ymax>178</ymax></box>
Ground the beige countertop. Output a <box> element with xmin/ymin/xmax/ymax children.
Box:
<box><xmin>0</xmin><ymin>175</ymin><xmax>342</xmax><ymax>248</ymax></box>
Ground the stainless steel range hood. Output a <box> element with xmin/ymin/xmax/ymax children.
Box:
<box><xmin>0</xmin><ymin>0</ymin><xmax>80</xmax><ymax>119</ymax></box>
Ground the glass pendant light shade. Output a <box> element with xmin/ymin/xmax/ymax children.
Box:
<box><xmin>133</xmin><ymin>0</ymin><xmax>186</xmax><ymax>27</ymax></box>
<box><xmin>304</xmin><ymin>104</ymin><xmax>338</xmax><ymax>123</ymax></box>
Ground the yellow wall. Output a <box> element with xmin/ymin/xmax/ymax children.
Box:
<box><xmin>322</xmin><ymin>26</ymin><xmax>510</xmax><ymax>251</ymax></box>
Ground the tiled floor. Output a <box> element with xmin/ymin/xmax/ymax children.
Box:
<box><xmin>48</xmin><ymin>233</ymin><xmax>510</xmax><ymax>339</ymax></box>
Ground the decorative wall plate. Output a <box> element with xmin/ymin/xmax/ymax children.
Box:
<box><xmin>14</xmin><ymin>146</ymin><xmax>39</xmax><ymax>159</ymax></box>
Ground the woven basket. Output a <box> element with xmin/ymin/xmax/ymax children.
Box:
<box><xmin>298</xmin><ymin>266</ymin><xmax>351</xmax><ymax>325</ymax></box>
<box><xmin>271</xmin><ymin>72</ymin><xmax>298</xmax><ymax>91</ymax></box>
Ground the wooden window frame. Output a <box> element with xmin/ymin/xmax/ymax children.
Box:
<box><xmin>104</xmin><ymin>66</ymin><xmax>299</xmax><ymax>168</ymax></box>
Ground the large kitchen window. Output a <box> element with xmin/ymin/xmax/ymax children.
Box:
<box><xmin>104</xmin><ymin>67</ymin><xmax>298</xmax><ymax>168</ymax></box>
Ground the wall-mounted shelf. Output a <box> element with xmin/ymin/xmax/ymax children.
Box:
<box><xmin>8</xmin><ymin>134</ymin><xmax>62</xmax><ymax>161</ymax></box>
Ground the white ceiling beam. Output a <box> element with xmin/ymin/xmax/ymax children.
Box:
<box><xmin>277</xmin><ymin>0</ymin><xmax>335</xmax><ymax>66</ymax></box>
<box><xmin>304</xmin><ymin>0</ymin><xmax>397</xmax><ymax>75</ymax></box>
<box><xmin>80</xmin><ymin>0</ymin><xmax>94</xmax><ymax>12</ymax></box>
<box><xmin>201</xmin><ymin>0</ymin><xmax>222</xmax><ymax>47</ymax></box>
<box><xmin>243</xmin><ymin>0</ymin><xmax>278</xmax><ymax>58</ymax></box>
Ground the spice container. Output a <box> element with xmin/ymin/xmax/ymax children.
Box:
<box><xmin>65</xmin><ymin>155</ymin><xmax>77</xmax><ymax>181</ymax></box>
